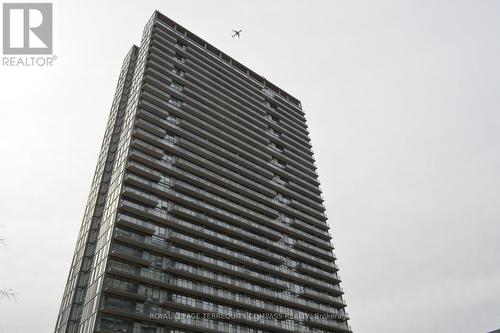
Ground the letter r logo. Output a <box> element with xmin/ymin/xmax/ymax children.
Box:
<box><xmin>3</xmin><ymin>3</ymin><xmax>53</xmax><ymax>54</ymax></box>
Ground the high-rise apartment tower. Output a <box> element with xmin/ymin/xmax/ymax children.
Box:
<box><xmin>55</xmin><ymin>11</ymin><xmax>352</xmax><ymax>333</ymax></box>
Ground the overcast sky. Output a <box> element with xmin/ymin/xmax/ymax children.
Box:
<box><xmin>0</xmin><ymin>0</ymin><xmax>499</xmax><ymax>332</ymax></box>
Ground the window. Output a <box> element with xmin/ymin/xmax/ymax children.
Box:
<box><xmin>269</xmin><ymin>142</ymin><xmax>283</xmax><ymax>152</ymax></box>
<box><xmin>268</xmin><ymin>127</ymin><xmax>281</xmax><ymax>138</ymax></box>
<box><xmin>273</xmin><ymin>174</ymin><xmax>288</xmax><ymax>185</ymax></box>
<box><xmin>170</xmin><ymin>82</ymin><xmax>183</xmax><ymax>92</ymax></box>
<box><xmin>275</xmin><ymin>194</ymin><xmax>290</xmax><ymax>204</ymax></box>
<box><xmin>290</xmin><ymin>282</ymin><xmax>304</xmax><ymax>294</ymax></box>
<box><xmin>172</xmin><ymin>66</ymin><xmax>185</xmax><ymax>77</ymax></box>
<box><xmin>174</xmin><ymin>53</ymin><xmax>186</xmax><ymax>63</ymax></box>
<box><xmin>266</xmin><ymin>113</ymin><xmax>279</xmax><ymax>123</ymax></box>
<box><xmin>176</xmin><ymin>40</ymin><xmax>186</xmax><ymax>49</ymax></box>
<box><xmin>262</xmin><ymin>88</ymin><xmax>274</xmax><ymax>98</ymax></box>
<box><xmin>103</xmin><ymin>295</ymin><xmax>135</xmax><ymax>312</ymax></box>
<box><xmin>279</xmin><ymin>214</ymin><xmax>293</xmax><ymax>224</ymax></box>
<box><xmin>98</xmin><ymin>315</ymin><xmax>129</xmax><ymax>332</ymax></box>
<box><xmin>163</xmin><ymin>154</ymin><xmax>174</xmax><ymax>164</ymax></box>
<box><xmin>105</xmin><ymin>277</ymin><xmax>137</xmax><ymax>293</ymax></box>
<box><xmin>141</xmin><ymin>326</ymin><xmax>156</xmax><ymax>333</ymax></box>
<box><xmin>167</xmin><ymin>114</ymin><xmax>178</xmax><ymax>124</ymax></box>
<box><xmin>165</xmin><ymin>132</ymin><xmax>176</xmax><ymax>143</ymax></box>
<box><xmin>286</xmin><ymin>257</ymin><xmax>298</xmax><ymax>269</ymax></box>
<box><xmin>168</xmin><ymin>97</ymin><xmax>182</xmax><ymax>107</ymax></box>
<box><xmin>270</xmin><ymin>158</ymin><xmax>285</xmax><ymax>169</ymax></box>
<box><xmin>265</xmin><ymin>100</ymin><xmax>278</xmax><ymax>110</ymax></box>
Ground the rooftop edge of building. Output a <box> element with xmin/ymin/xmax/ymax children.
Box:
<box><xmin>151</xmin><ymin>10</ymin><xmax>305</xmax><ymax>117</ymax></box>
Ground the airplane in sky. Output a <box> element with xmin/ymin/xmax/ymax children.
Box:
<box><xmin>232</xmin><ymin>29</ymin><xmax>242</xmax><ymax>38</ymax></box>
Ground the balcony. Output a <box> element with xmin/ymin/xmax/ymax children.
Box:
<box><xmin>181</xmin><ymin>87</ymin><xmax>268</xmax><ymax>145</ymax></box>
<box><xmin>99</xmin><ymin>303</ymin><xmax>224</xmax><ymax>333</ymax></box>
<box><xmin>282</xmin><ymin>147</ymin><xmax>317</xmax><ymax>173</ymax></box>
<box><xmin>278</xmin><ymin>162</ymin><xmax>317</xmax><ymax>188</ymax></box>
<box><xmin>170</xmin><ymin>204</ymin><xmax>281</xmax><ymax>247</ymax></box>
<box><xmin>189</xmin><ymin>225</ymin><xmax>284</xmax><ymax>264</ymax></box>
<box><xmin>300</xmin><ymin>288</ymin><xmax>346</xmax><ymax>307</ymax></box>
<box><xmin>121</xmin><ymin>186</ymin><xmax>160</xmax><ymax>207</ymax></box>
<box><xmin>175</xmin><ymin>157</ymin><xmax>276</xmax><ymax>198</ymax></box>
<box><xmin>115</xmin><ymin>214</ymin><xmax>155</xmax><ymax>235</ymax></box>
<box><xmin>165</xmin><ymin>264</ymin><xmax>286</xmax><ymax>299</ymax></box>
<box><xmin>269</xmin><ymin>158</ymin><xmax>285</xmax><ymax>169</ymax></box>
<box><xmin>297</xmin><ymin>263</ymin><xmax>342</xmax><ymax>283</ymax></box>
<box><xmin>285</xmin><ymin>225</ymin><xmax>333</xmax><ymax>251</ymax></box>
<box><xmin>270</xmin><ymin>100</ymin><xmax>307</xmax><ymax>131</ymax></box>
<box><xmin>166</xmin><ymin>204</ymin><xmax>268</xmax><ymax>245</ymax></box>
<box><xmin>113</xmin><ymin>225</ymin><xmax>285</xmax><ymax>291</ymax></box>
<box><xmin>182</xmin><ymin>73</ymin><xmax>268</xmax><ymax>133</ymax></box>
<box><xmin>132</xmin><ymin>128</ymin><xmax>176</xmax><ymax>154</ymax></box>
<box><xmin>173</xmin><ymin>180</ymin><xmax>276</xmax><ymax>227</ymax></box>
<box><xmin>128</xmin><ymin>150</ymin><xmax>172</xmax><ymax>172</ymax></box>
<box><xmin>130</xmin><ymin>138</ymin><xmax>164</xmax><ymax>159</ymax></box>
<box><xmin>113</xmin><ymin>223</ymin><xmax>286</xmax><ymax>289</ymax></box>
<box><xmin>294</xmin><ymin>240</ymin><xmax>336</xmax><ymax>262</ymax></box>
<box><xmin>306</xmin><ymin>316</ymin><xmax>352</xmax><ymax>333</ymax></box>
<box><xmin>142</xmin><ymin>87</ymin><xmax>316</xmax><ymax>196</ymax></box>
<box><xmin>135</xmin><ymin>118</ymin><xmax>166</xmax><ymax>138</ymax></box>
<box><xmin>274</xmin><ymin>122</ymin><xmax>311</xmax><ymax>151</ymax></box>
<box><xmin>169</xmin><ymin>166</ymin><xmax>278</xmax><ymax>218</ymax></box>
<box><xmin>164</xmin><ymin>43</ymin><xmax>268</xmax><ymax>120</ymax></box>
<box><xmin>177</xmin><ymin>137</ymin><xmax>273</xmax><ymax>181</ymax></box>
<box><xmin>165</xmin><ymin>248</ymin><xmax>287</xmax><ymax>290</ymax></box>
<box><xmin>109</xmin><ymin>248</ymin><xmax>152</xmax><ymax>267</ymax></box>
<box><xmin>168</xmin><ymin>232</ymin><xmax>283</xmax><ymax>273</ymax></box>
<box><xmin>282</xmin><ymin>247</ymin><xmax>334</xmax><ymax>273</ymax></box>
<box><xmin>290</xmin><ymin>218</ymin><xmax>331</xmax><ymax>240</ymax></box>
<box><xmin>108</xmin><ymin>254</ymin><xmax>276</xmax><ymax>313</ymax></box>
<box><xmin>118</xmin><ymin>200</ymin><xmax>169</xmax><ymax>225</ymax></box>
<box><xmin>126</xmin><ymin>161</ymin><xmax>162</xmax><ymax>182</ymax></box>
<box><xmin>285</xmin><ymin>206</ymin><xmax>329</xmax><ymax>232</ymax></box>
<box><xmin>288</xmin><ymin>180</ymin><xmax>322</xmax><ymax>197</ymax></box>
<box><xmin>157</xmin><ymin>209</ymin><xmax>284</xmax><ymax>264</ymax></box>
<box><xmin>136</xmin><ymin>108</ymin><xmax>179</xmax><ymax>131</ymax></box>
<box><xmin>102</xmin><ymin>286</ymin><xmax>147</xmax><ymax>302</ymax></box>
<box><xmin>125</xmin><ymin>180</ymin><xmax>280</xmax><ymax>241</ymax></box>
<box><xmin>173</xmin><ymin>126</ymin><xmax>274</xmax><ymax>179</ymax></box>
<box><xmin>139</xmin><ymin>98</ymin><xmax>178</xmax><ymax>123</ymax></box>
<box><xmin>168</xmin><ymin>206</ymin><xmax>338</xmax><ymax>290</ymax></box>
<box><xmin>290</xmin><ymin>199</ymin><xmax>327</xmax><ymax>221</ymax></box>
<box><xmin>280</xmin><ymin>132</ymin><xmax>313</xmax><ymax>157</ymax></box>
<box><xmin>162</xmin><ymin>296</ymin><xmax>315</xmax><ymax>333</ymax></box>
<box><xmin>163</xmin><ymin>250</ymin><xmax>342</xmax><ymax>315</ymax></box>
<box><xmin>180</xmin><ymin>101</ymin><xmax>269</xmax><ymax>152</ymax></box>
<box><xmin>177</xmin><ymin>116</ymin><xmax>272</xmax><ymax>161</ymax></box>
<box><xmin>268</xmin><ymin>143</ymin><xmax>283</xmax><ymax>154</ymax></box>
<box><xmin>153</xmin><ymin>28</ymin><xmax>266</xmax><ymax>108</ymax></box>
<box><xmin>276</xmin><ymin>184</ymin><xmax>325</xmax><ymax>214</ymax></box>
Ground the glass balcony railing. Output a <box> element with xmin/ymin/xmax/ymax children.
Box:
<box><xmin>290</xmin><ymin>218</ymin><xmax>330</xmax><ymax>240</ymax></box>
<box><xmin>294</xmin><ymin>240</ymin><xmax>336</xmax><ymax>262</ymax></box>
<box><xmin>301</xmin><ymin>288</ymin><xmax>346</xmax><ymax>306</ymax></box>
<box><xmin>121</xmin><ymin>185</ymin><xmax>160</xmax><ymax>206</ymax></box>
<box><xmin>171</xmin><ymin>204</ymin><xmax>280</xmax><ymax>245</ymax></box>
<box><xmin>298</xmin><ymin>263</ymin><xmax>342</xmax><ymax>283</ymax></box>
<box><xmin>307</xmin><ymin>316</ymin><xmax>352</xmax><ymax>332</ymax></box>
<box><xmin>168</xmin><ymin>247</ymin><xmax>286</xmax><ymax>289</ymax></box>
<box><xmin>176</xmin><ymin>156</ymin><xmax>276</xmax><ymax>199</ymax></box>
<box><xmin>174</xmin><ymin>179</ymin><xmax>276</xmax><ymax>226</ymax></box>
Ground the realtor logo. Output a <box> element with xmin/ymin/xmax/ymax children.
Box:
<box><xmin>3</xmin><ymin>3</ymin><xmax>53</xmax><ymax>54</ymax></box>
